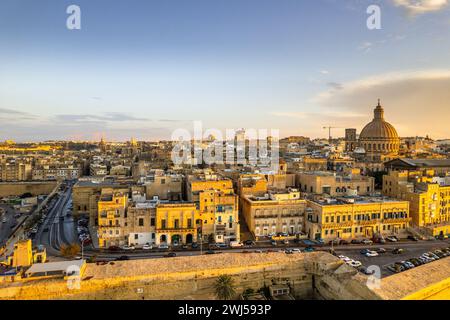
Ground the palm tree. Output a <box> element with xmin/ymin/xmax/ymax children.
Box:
<box><xmin>214</xmin><ymin>275</ymin><xmax>236</xmax><ymax>300</ymax></box>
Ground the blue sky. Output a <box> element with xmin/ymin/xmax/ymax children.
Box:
<box><xmin>1</xmin><ymin>0</ymin><xmax>450</xmax><ymax>141</ymax></box>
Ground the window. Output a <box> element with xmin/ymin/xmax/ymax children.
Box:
<box><xmin>187</xmin><ymin>219</ymin><xmax>192</xmax><ymax>228</ymax></box>
<box><xmin>161</xmin><ymin>219</ymin><xmax>166</xmax><ymax>229</ymax></box>
<box><xmin>150</xmin><ymin>218</ymin><xmax>155</xmax><ymax>226</ymax></box>
<box><xmin>138</xmin><ymin>218</ymin><xmax>144</xmax><ymax>227</ymax></box>
<box><xmin>134</xmin><ymin>234</ymin><xmax>138</xmax><ymax>240</ymax></box>
<box><xmin>174</xmin><ymin>219</ymin><xmax>179</xmax><ymax>229</ymax></box>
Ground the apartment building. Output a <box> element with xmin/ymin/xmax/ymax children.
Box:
<box><xmin>0</xmin><ymin>158</ymin><xmax>32</xmax><ymax>181</ymax></box>
<box><xmin>241</xmin><ymin>189</ymin><xmax>306</xmax><ymax>239</ymax></box>
<box><xmin>97</xmin><ymin>191</ymin><xmax>128</xmax><ymax>248</ymax></box>
<box><xmin>155</xmin><ymin>202</ymin><xmax>199</xmax><ymax>246</ymax></box>
<box><xmin>383</xmin><ymin>170</ymin><xmax>450</xmax><ymax>237</ymax></box>
<box><xmin>305</xmin><ymin>196</ymin><xmax>410</xmax><ymax>241</ymax></box>
<box><xmin>297</xmin><ymin>170</ymin><xmax>374</xmax><ymax>196</ymax></box>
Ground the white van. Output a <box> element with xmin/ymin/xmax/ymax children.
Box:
<box><xmin>229</xmin><ymin>241</ymin><xmax>243</xmax><ymax>248</ymax></box>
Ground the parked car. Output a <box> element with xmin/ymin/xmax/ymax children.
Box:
<box><xmin>291</xmin><ymin>248</ymin><xmax>301</xmax><ymax>253</ymax></box>
<box><xmin>358</xmin><ymin>266</ymin><xmax>375</xmax><ymax>275</ymax></box>
<box><xmin>350</xmin><ymin>239</ymin><xmax>362</xmax><ymax>244</ymax></box>
<box><xmin>244</xmin><ymin>240</ymin><xmax>255</xmax><ymax>246</ymax></box>
<box><xmin>191</xmin><ymin>242</ymin><xmax>199</xmax><ymax>249</ymax></box>
<box><xmin>407</xmin><ymin>235</ymin><xmax>419</xmax><ymax>241</ymax></box>
<box><xmin>386</xmin><ymin>236</ymin><xmax>398</xmax><ymax>242</ymax></box>
<box><xmin>303</xmin><ymin>246</ymin><xmax>315</xmax><ymax>252</ymax></box>
<box><xmin>230</xmin><ymin>241</ymin><xmax>243</xmax><ymax>248</ymax></box>
<box><xmin>360</xmin><ymin>249</ymin><xmax>371</xmax><ymax>255</ymax></box>
<box><xmin>271</xmin><ymin>240</ymin><xmax>277</xmax><ymax>246</ymax></box>
<box><xmin>346</xmin><ymin>260</ymin><xmax>362</xmax><ymax>268</ymax></box>
<box><xmin>282</xmin><ymin>239</ymin><xmax>289</xmax><ymax>245</ymax></box>
<box><xmin>142</xmin><ymin>244</ymin><xmax>152</xmax><ymax>250</ymax></box>
<box><xmin>108</xmin><ymin>246</ymin><xmax>120</xmax><ymax>251</ymax></box>
<box><xmin>365</xmin><ymin>251</ymin><xmax>379</xmax><ymax>257</ymax></box>
<box><xmin>166</xmin><ymin>252</ymin><xmax>177</xmax><ymax>257</ymax></box>
<box><xmin>392</xmin><ymin>248</ymin><xmax>404</xmax><ymax>254</ymax></box>
<box><xmin>375</xmin><ymin>248</ymin><xmax>387</xmax><ymax>254</ymax></box>
<box><xmin>361</xmin><ymin>239</ymin><xmax>373</xmax><ymax>245</ymax></box>
<box><xmin>158</xmin><ymin>244</ymin><xmax>169</xmax><ymax>250</ymax></box>
<box><xmin>121</xmin><ymin>245</ymin><xmax>135</xmax><ymax>250</ymax></box>
<box><xmin>116</xmin><ymin>256</ymin><xmax>129</xmax><ymax>261</ymax></box>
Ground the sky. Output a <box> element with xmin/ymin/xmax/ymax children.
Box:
<box><xmin>0</xmin><ymin>0</ymin><xmax>450</xmax><ymax>142</ymax></box>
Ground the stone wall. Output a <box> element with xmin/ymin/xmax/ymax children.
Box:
<box><xmin>0</xmin><ymin>182</ymin><xmax>57</xmax><ymax>197</ymax></box>
<box><xmin>0</xmin><ymin>252</ymin><xmax>381</xmax><ymax>300</ymax></box>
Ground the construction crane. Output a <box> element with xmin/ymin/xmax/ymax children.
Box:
<box><xmin>323</xmin><ymin>126</ymin><xmax>342</xmax><ymax>144</ymax></box>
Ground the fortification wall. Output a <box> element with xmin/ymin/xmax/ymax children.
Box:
<box><xmin>0</xmin><ymin>182</ymin><xmax>57</xmax><ymax>197</ymax></box>
<box><xmin>0</xmin><ymin>252</ymin><xmax>380</xmax><ymax>300</ymax></box>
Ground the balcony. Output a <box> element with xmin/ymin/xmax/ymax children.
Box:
<box><xmin>382</xmin><ymin>218</ymin><xmax>411</xmax><ymax>224</ymax></box>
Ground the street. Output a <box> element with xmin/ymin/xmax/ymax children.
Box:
<box><xmin>34</xmin><ymin>185</ymin><xmax>77</xmax><ymax>256</ymax></box>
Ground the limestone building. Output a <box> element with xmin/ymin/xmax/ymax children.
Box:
<box><xmin>305</xmin><ymin>196</ymin><xmax>410</xmax><ymax>241</ymax></box>
<box><xmin>241</xmin><ymin>189</ymin><xmax>307</xmax><ymax>239</ymax></box>
<box><xmin>383</xmin><ymin>170</ymin><xmax>450</xmax><ymax>237</ymax></box>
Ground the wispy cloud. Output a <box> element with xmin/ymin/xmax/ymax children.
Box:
<box><xmin>392</xmin><ymin>0</ymin><xmax>449</xmax><ymax>16</ymax></box>
<box><xmin>312</xmin><ymin>69</ymin><xmax>450</xmax><ymax>138</ymax></box>
<box><xmin>54</xmin><ymin>112</ymin><xmax>150</xmax><ymax>123</ymax></box>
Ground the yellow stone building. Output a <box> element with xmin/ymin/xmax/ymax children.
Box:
<box><xmin>305</xmin><ymin>197</ymin><xmax>410</xmax><ymax>241</ymax></box>
<box><xmin>383</xmin><ymin>170</ymin><xmax>450</xmax><ymax>237</ymax></box>
<box><xmin>6</xmin><ymin>240</ymin><xmax>46</xmax><ymax>267</ymax></box>
<box><xmin>186</xmin><ymin>173</ymin><xmax>240</xmax><ymax>242</ymax></box>
<box><xmin>155</xmin><ymin>203</ymin><xmax>199</xmax><ymax>245</ymax></box>
<box><xmin>241</xmin><ymin>189</ymin><xmax>307</xmax><ymax>239</ymax></box>
<box><xmin>97</xmin><ymin>191</ymin><xmax>128</xmax><ymax>248</ymax></box>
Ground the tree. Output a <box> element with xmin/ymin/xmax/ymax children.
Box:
<box><xmin>214</xmin><ymin>275</ymin><xmax>236</xmax><ymax>300</ymax></box>
<box><xmin>60</xmin><ymin>243</ymin><xmax>80</xmax><ymax>258</ymax></box>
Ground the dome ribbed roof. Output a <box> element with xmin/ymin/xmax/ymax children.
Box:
<box><xmin>359</xmin><ymin>101</ymin><xmax>399</xmax><ymax>140</ymax></box>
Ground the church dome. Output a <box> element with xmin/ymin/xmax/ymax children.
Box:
<box><xmin>359</xmin><ymin>100</ymin><xmax>399</xmax><ymax>140</ymax></box>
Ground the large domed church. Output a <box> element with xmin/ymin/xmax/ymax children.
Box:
<box><xmin>345</xmin><ymin>100</ymin><xmax>400</xmax><ymax>162</ymax></box>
